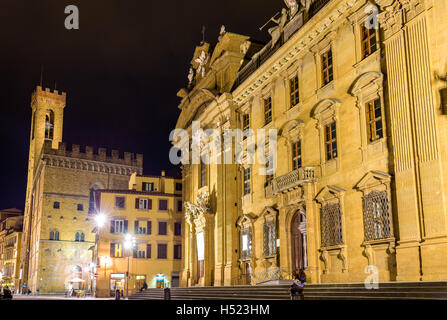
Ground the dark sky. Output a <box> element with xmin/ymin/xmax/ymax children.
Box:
<box><xmin>0</xmin><ymin>0</ymin><xmax>283</xmax><ymax>210</ymax></box>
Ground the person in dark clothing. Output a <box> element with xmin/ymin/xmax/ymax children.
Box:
<box><xmin>115</xmin><ymin>288</ymin><xmax>121</xmax><ymax>300</ymax></box>
<box><xmin>140</xmin><ymin>282</ymin><xmax>148</xmax><ymax>292</ymax></box>
<box><xmin>290</xmin><ymin>269</ymin><xmax>306</xmax><ymax>300</ymax></box>
<box><xmin>3</xmin><ymin>286</ymin><xmax>13</xmax><ymax>300</ymax></box>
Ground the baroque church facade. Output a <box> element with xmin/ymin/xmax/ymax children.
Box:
<box><xmin>20</xmin><ymin>86</ymin><xmax>143</xmax><ymax>293</ymax></box>
<box><xmin>175</xmin><ymin>0</ymin><xmax>447</xmax><ymax>286</ymax></box>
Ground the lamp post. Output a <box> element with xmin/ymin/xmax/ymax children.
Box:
<box><xmin>123</xmin><ymin>233</ymin><xmax>136</xmax><ymax>299</ymax></box>
<box><xmin>93</xmin><ymin>213</ymin><xmax>106</xmax><ymax>297</ymax></box>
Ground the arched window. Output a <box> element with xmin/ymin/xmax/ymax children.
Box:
<box><xmin>75</xmin><ymin>232</ymin><xmax>80</xmax><ymax>242</ymax></box>
<box><xmin>49</xmin><ymin>230</ymin><xmax>54</xmax><ymax>240</ymax></box>
<box><xmin>80</xmin><ymin>232</ymin><xmax>85</xmax><ymax>242</ymax></box>
<box><xmin>54</xmin><ymin>230</ymin><xmax>60</xmax><ymax>241</ymax></box>
<box><xmin>45</xmin><ymin>110</ymin><xmax>54</xmax><ymax>140</ymax></box>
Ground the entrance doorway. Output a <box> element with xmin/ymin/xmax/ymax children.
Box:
<box><xmin>196</xmin><ymin>232</ymin><xmax>205</xmax><ymax>284</ymax></box>
<box><xmin>291</xmin><ymin>211</ymin><xmax>307</xmax><ymax>274</ymax></box>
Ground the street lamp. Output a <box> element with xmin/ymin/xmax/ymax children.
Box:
<box><xmin>123</xmin><ymin>233</ymin><xmax>136</xmax><ymax>299</ymax></box>
<box><xmin>92</xmin><ymin>212</ymin><xmax>107</xmax><ymax>297</ymax></box>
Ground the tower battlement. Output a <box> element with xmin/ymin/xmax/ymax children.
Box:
<box><xmin>31</xmin><ymin>86</ymin><xmax>66</xmax><ymax>104</ymax></box>
<box><xmin>42</xmin><ymin>141</ymin><xmax>143</xmax><ymax>168</ymax></box>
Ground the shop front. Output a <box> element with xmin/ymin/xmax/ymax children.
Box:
<box><xmin>110</xmin><ymin>273</ymin><xmax>125</xmax><ymax>296</ymax></box>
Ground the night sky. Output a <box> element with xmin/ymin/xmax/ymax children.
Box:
<box><xmin>0</xmin><ymin>0</ymin><xmax>284</xmax><ymax>210</ymax></box>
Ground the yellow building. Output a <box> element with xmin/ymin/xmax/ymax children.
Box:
<box><xmin>94</xmin><ymin>172</ymin><xmax>183</xmax><ymax>297</ymax></box>
<box><xmin>20</xmin><ymin>86</ymin><xmax>143</xmax><ymax>294</ymax></box>
<box><xmin>175</xmin><ymin>0</ymin><xmax>447</xmax><ymax>286</ymax></box>
<box><xmin>0</xmin><ymin>214</ymin><xmax>23</xmax><ymax>291</ymax></box>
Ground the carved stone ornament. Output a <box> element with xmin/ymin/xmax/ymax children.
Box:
<box><xmin>184</xmin><ymin>190</ymin><xmax>212</xmax><ymax>222</ymax></box>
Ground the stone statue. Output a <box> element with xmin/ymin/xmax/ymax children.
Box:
<box><xmin>187</xmin><ymin>67</ymin><xmax>194</xmax><ymax>85</ymax></box>
<box><xmin>284</xmin><ymin>0</ymin><xmax>299</xmax><ymax>18</ymax></box>
<box><xmin>268</xmin><ymin>8</ymin><xmax>289</xmax><ymax>48</ymax></box>
<box><xmin>218</xmin><ymin>25</ymin><xmax>226</xmax><ymax>41</ymax></box>
<box><xmin>194</xmin><ymin>51</ymin><xmax>209</xmax><ymax>78</ymax></box>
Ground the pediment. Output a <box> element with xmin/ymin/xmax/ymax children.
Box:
<box><xmin>349</xmin><ymin>72</ymin><xmax>384</xmax><ymax>97</ymax></box>
<box><xmin>311</xmin><ymin>98</ymin><xmax>341</xmax><ymax>119</ymax></box>
<box><xmin>259</xmin><ymin>206</ymin><xmax>278</xmax><ymax>220</ymax></box>
<box><xmin>279</xmin><ymin>119</ymin><xmax>304</xmax><ymax>141</ymax></box>
<box><xmin>355</xmin><ymin>170</ymin><xmax>391</xmax><ymax>191</ymax></box>
<box><xmin>315</xmin><ymin>185</ymin><xmax>346</xmax><ymax>203</ymax></box>
<box><xmin>236</xmin><ymin>213</ymin><xmax>257</xmax><ymax>228</ymax></box>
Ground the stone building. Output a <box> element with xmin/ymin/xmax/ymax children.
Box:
<box><xmin>175</xmin><ymin>0</ymin><xmax>447</xmax><ymax>286</ymax></box>
<box><xmin>94</xmin><ymin>172</ymin><xmax>183</xmax><ymax>297</ymax></box>
<box><xmin>0</xmin><ymin>212</ymin><xmax>23</xmax><ymax>291</ymax></box>
<box><xmin>19</xmin><ymin>86</ymin><xmax>143</xmax><ymax>294</ymax></box>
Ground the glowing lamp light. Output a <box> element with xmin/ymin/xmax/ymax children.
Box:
<box><xmin>95</xmin><ymin>213</ymin><xmax>106</xmax><ymax>228</ymax></box>
<box><xmin>124</xmin><ymin>234</ymin><xmax>135</xmax><ymax>250</ymax></box>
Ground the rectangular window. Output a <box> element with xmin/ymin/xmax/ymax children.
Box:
<box><xmin>115</xmin><ymin>196</ymin><xmax>125</xmax><ymax>209</ymax></box>
<box><xmin>240</xmin><ymin>227</ymin><xmax>252</xmax><ymax>260</ymax></box>
<box><xmin>175</xmin><ymin>183</ymin><xmax>182</xmax><ymax>191</ymax></box>
<box><xmin>157</xmin><ymin>244</ymin><xmax>167</xmax><ymax>259</ymax></box>
<box><xmin>177</xmin><ymin>200</ymin><xmax>183</xmax><ymax>213</ymax></box>
<box><xmin>158</xmin><ymin>221</ymin><xmax>167</xmax><ymax>235</ymax></box>
<box><xmin>264</xmin><ymin>97</ymin><xmax>272</xmax><ymax>125</ymax></box>
<box><xmin>200</xmin><ymin>163</ymin><xmax>206</xmax><ymax>187</ymax></box>
<box><xmin>263</xmin><ymin>222</ymin><xmax>276</xmax><ymax>256</ymax></box>
<box><xmin>77</xmin><ymin>204</ymin><xmax>83</xmax><ymax>211</ymax></box>
<box><xmin>324</xmin><ymin>122</ymin><xmax>337</xmax><ymax>161</ymax></box>
<box><xmin>134</xmin><ymin>221</ymin><xmax>147</xmax><ymax>235</ymax></box>
<box><xmin>361</xmin><ymin>22</ymin><xmax>377</xmax><ymax>59</ymax></box>
<box><xmin>243</xmin><ymin>167</ymin><xmax>251</xmax><ymax>195</ymax></box>
<box><xmin>142</xmin><ymin>182</ymin><xmax>154</xmax><ymax>192</ymax></box>
<box><xmin>363</xmin><ymin>191</ymin><xmax>391</xmax><ymax>241</ymax></box>
<box><xmin>365</xmin><ymin>98</ymin><xmax>383</xmax><ymax>143</ymax></box>
<box><xmin>110</xmin><ymin>220</ymin><xmax>127</xmax><ymax>234</ymax></box>
<box><xmin>290</xmin><ymin>76</ymin><xmax>300</xmax><ymax>107</ymax></box>
<box><xmin>174</xmin><ymin>222</ymin><xmax>181</xmax><ymax>236</ymax></box>
<box><xmin>320</xmin><ymin>203</ymin><xmax>343</xmax><ymax>247</ymax></box>
<box><xmin>174</xmin><ymin>244</ymin><xmax>182</xmax><ymax>260</ymax></box>
<box><xmin>110</xmin><ymin>243</ymin><xmax>122</xmax><ymax>258</ymax></box>
<box><xmin>158</xmin><ymin>199</ymin><xmax>168</xmax><ymax>211</ymax></box>
<box><xmin>292</xmin><ymin>140</ymin><xmax>302</xmax><ymax>170</ymax></box>
<box><xmin>136</xmin><ymin>198</ymin><xmax>151</xmax><ymax>210</ymax></box>
<box><xmin>146</xmin><ymin>244</ymin><xmax>151</xmax><ymax>259</ymax></box>
<box><xmin>137</xmin><ymin>250</ymin><xmax>146</xmax><ymax>259</ymax></box>
<box><xmin>147</xmin><ymin>221</ymin><xmax>152</xmax><ymax>235</ymax></box>
<box><xmin>321</xmin><ymin>49</ymin><xmax>334</xmax><ymax>86</ymax></box>
<box><xmin>243</xmin><ymin>113</ymin><xmax>250</xmax><ymax>132</ymax></box>
<box><xmin>53</xmin><ymin>202</ymin><xmax>60</xmax><ymax>209</ymax></box>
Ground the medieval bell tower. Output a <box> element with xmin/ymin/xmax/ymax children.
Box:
<box><xmin>20</xmin><ymin>86</ymin><xmax>66</xmax><ymax>289</ymax></box>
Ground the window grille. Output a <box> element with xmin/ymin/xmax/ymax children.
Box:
<box><xmin>361</xmin><ymin>22</ymin><xmax>377</xmax><ymax>59</ymax></box>
<box><xmin>243</xmin><ymin>167</ymin><xmax>251</xmax><ymax>195</ymax></box>
<box><xmin>321</xmin><ymin>49</ymin><xmax>334</xmax><ymax>86</ymax></box>
<box><xmin>264</xmin><ymin>97</ymin><xmax>272</xmax><ymax>125</ymax></box>
<box><xmin>320</xmin><ymin>203</ymin><xmax>343</xmax><ymax>247</ymax></box>
<box><xmin>365</xmin><ymin>99</ymin><xmax>383</xmax><ymax>143</ymax></box>
<box><xmin>263</xmin><ymin>221</ymin><xmax>276</xmax><ymax>256</ymax></box>
<box><xmin>292</xmin><ymin>140</ymin><xmax>302</xmax><ymax>170</ymax></box>
<box><xmin>363</xmin><ymin>190</ymin><xmax>391</xmax><ymax>241</ymax></box>
<box><xmin>290</xmin><ymin>76</ymin><xmax>300</xmax><ymax>107</ymax></box>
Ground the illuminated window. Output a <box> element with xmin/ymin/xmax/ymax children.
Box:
<box><xmin>174</xmin><ymin>244</ymin><xmax>182</xmax><ymax>260</ymax></box>
<box><xmin>111</xmin><ymin>243</ymin><xmax>122</xmax><ymax>258</ymax></box>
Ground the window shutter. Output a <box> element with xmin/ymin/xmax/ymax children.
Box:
<box><xmin>133</xmin><ymin>247</ymin><xmax>137</xmax><ymax>258</ymax></box>
<box><xmin>147</xmin><ymin>221</ymin><xmax>152</xmax><ymax>234</ymax></box>
<box><xmin>148</xmin><ymin>199</ymin><xmax>152</xmax><ymax>210</ymax></box>
<box><xmin>134</xmin><ymin>221</ymin><xmax>139</xmax><ymax>234</ymax></box>
<box><xmin>110</xmin><ymin>220</ymin><xmax>115</xmax><ymax>233</ymax></box>
<box><xmin>146</xmin><ymin>244</ymin><xmax>151</xmax><ymax>259</ymax></box>
<box><xmin>110</xmin><ymin>243</ymin><xmax>115</xmax><ymax>257</ymax></box>
<box><xmin>135</xmin><ymin>198</ymin><xmax>139</xmax><ymax>209</ymax></box>
<box><xmin>124</xmin><ymin>220</ymin><xmax>128</xmax><ymax>233</ymax></box>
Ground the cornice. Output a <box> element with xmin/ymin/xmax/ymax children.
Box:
<box><xmin>233</xmin><ymin>0</ymin><xmax>361</xmax><ymax>106</ymax></box>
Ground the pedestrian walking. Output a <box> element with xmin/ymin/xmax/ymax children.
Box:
<box><xmin>115</xmin><ymin>288</ymin><xmax>121</xmax><ymax>300</ymax></box>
